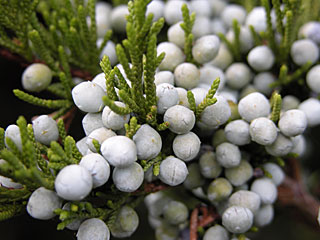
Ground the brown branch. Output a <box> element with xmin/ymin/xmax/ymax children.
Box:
<box><xmin>190</xmin><ymin>205</ymin><xmax>220</xmax><ymax>240</ymax></box>
<box><xmin>0</xmin><ymin>47</ymin><xmax>93</xmax><ymax>80</ymax></box>
<box><xmin>132</xmin><ymin>181</ymin><xmax>169</xmax><ymax>196</ymax></box>
<box><xmin>190</xmin><ymin>208</ymin><xmax>199</xmax><ymax>240</ymax></box>
<box><xmin>277</xmin><ymin>158</ymin><xmax>320</xmax><ymax>230</ymax></box>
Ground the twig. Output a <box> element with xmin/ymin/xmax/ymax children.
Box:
<box><xmin>190</xmin><ymin>208</ymin><xmax>199</xmax><ymax>240</ymax></box>
<box><xmin>190</xmin><ymin>205</ymin><xmax>220</xmax><ymax>240</ymax></box>
<box><xmin>0</xmin><ymin>47</ymin><xmax>92</xmax><ymax>80</ymax></box>
<box><xmin>132</xmin><ymin>181</ymin><xmax>169</xmax><ymax>195</ymax></box>
<box><xmin>277</xmin><ymin>158</ymin><xmax>320</xmax><ymax>230</ymax></box>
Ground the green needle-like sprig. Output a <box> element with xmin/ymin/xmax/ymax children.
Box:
<box><xmin>180</xmin><ymin>4</ymin><xmax>196</xmax><ymax>64</ymax></box>
<box><xmin>270</xmin><ymin>92</ymin><xmax>282</xmax><ymax>123</ymax></box>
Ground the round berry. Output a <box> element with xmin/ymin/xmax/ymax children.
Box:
<box><xmin>164</xmin><ymin>105</ymin><xmax>195</xmax><ymax>134</ymax></box>
<box><xmin>163</xmin><ymin>200</ymin><xmax>189</xmax><ymax>225</ymax></box>
<box><xmin>216</xmin><ymin>142</ymin><xmax>241</xmax><ymax>168</ymax></box>
<box><xmin>72</xmin><ymin>81</ymin><xmax>106</xmax><ymax>113</ymax></box>
<box><xmin>225</xmin><ymin>160</ymin><xmax>253</xmax><ymax>186</ymax></box>
<box><xmin>110</xmin><ymin>5</ymin><xmax>128</xmax><ymax>33</ymax></box>
<box><xmin>32</xmin><ymin>115</ymin><xmax>59</xmax><ymax>146</ymax></box>
<box><xmin>251</xmin><ymin>178</ymin><xmax>277</xmax><ymax>204</ymax></box>
<box><xmin>159</xmin><ymin>156</ymin><xmax>188</xmax><ymax>186</ymax></box>
<box><xmin>110</xmin><ymin>206</ymin><xmax>139</xmax><ymax>238</ymax></box>
<box><xmin>238</xmin><ymin>92</ymin><xmax>270</xmax><ymax>122</ymax></box>
<box><xmin>207</xmin><ymin>178</ymin><xmax>233</xmax><ymax>202</ymax></box>
<box><xmin>102</xmin><ymin>101</ymin><xmax>130</xmax><ymax>130</ymax></box>
<box><xmin>5</xmin><ymin>124</ymin><xmax>22</xmax><ymax>151</ymax></box>
<box><xmin>55</xmin><ymin>164</ymin><xmax>93</xmax><ymax>201</ymax></box>
<box><xmin>79</xmin><ymin>153</ymin><xmax>110</xmax><ymax>188</ymax></box>
<box><xmin>133</xmin><ymin>124</ymin><xmax>162</xmax><ymax>160</ymax></box>
<box><xmin>247</xmin><ymin>46</ymin><xmax>275</xmax><ymax>71</ymax></box>
<box><xmin>157</xmin><ymin>42</ymin><xmax>185</xmax><ymax>71</ymax></box>
<box><xmin>222</xmin><ymin>206</ymin><xmax>253</xmax><ymax>234</ymax></box>
<box><xmin>173</xmin><ymin>132</ymin><xmax>200</xmax><ymax>161</ymax></box>
<box><xmin>77</xmin><ymin>218</ymin><xmax>110</xmax><ymax>240</ymax></box>
<box><xmin>221</xmin><ymin>4</ymin><xmax>246</xmax><ymax>28</ymax></box>
<box><xmin>156</xmin><ymin>83</ymin><xmax>179</xmax><ymax>114</ymax></box>
<box><xmin>174</xmin><ymin>62</ymin><xmax>200</xmax><ymax>89</ymax></box>
<box><xmin>82</xmin><ymin>112</ymin><xmax>104</xmax><ymax>136</ymax></box>
<box><xmin>27</xmin><ymin>187</ymin><xmax>62</xmax><ymax>220</ymax></box>
<box><xmin>22</xmin><ymin>63</ymin><xmax>52</xmax><ymax>92</ymax></box>
<box><xmin>199</xmin><ymin>151</ymin><xmax>222</xmax><ymax>179</ymax></box>
<box><xmin>226</xmin><ymin>63</ymin><xmax>252</xmax><ymax>90</ymax></box>
<box><xmin>249</xmin><ymin>117</ymin><xmax>278</xmax><ymax>145</ymax></box>
<box><xmin>265</xmin><ymin>133</ymin><xmax>293</xmax><ymax>157</ymax></box>
<box><xmin>278</xmin><ymin>109</ymin><xmax>307</xmax><ymax>137</ymax></box>
<box><xmin>192</xmin><ymin>35</ymin><xmax>220</xmax><ymax>64</ymax></box>
<box><xmin>225</xmin><ymin>120</ymin><xmax>251</xmax><ymax>146</ymax></box>
<box><xmin>203</xmin><ymin>225</ymin><xmax>229</xmax><ymax>240</ymax></box>
<box><xmin>112</xmin><ymin>162</ymin><xmax>144</xmax><ymax>192</ymax></box>
<box><xmin>254</xmin><ymin>204</ymin><xmax>274</xmax><ymax>227</ymax></box>
<box><xmin>298</xmin><ymin>98</ymin><xmax>320</xmax><ymax>127</ymax></box>
<box><xmin>290</xmin><ymin>39</ymin><xmax>319</xmax><ymax>66</ymax></box>
<box><xmin>86</xmin><ymin>127</ymin><xmax>116</xmax><ymax>153</ymax></box>
<box><xmin>101</xmin><ymin>136</ymin><xmax>137</xmax><ymax>167</ymax></box>
<box><xmin>228</xmin><ymin>190</ymin><xmax>261</xmax><ymax>214</ymax></box>
<box><xmin>306</xmin><ymin>64</ymin><xmax>320</xmax><ymax>93</ymax></box>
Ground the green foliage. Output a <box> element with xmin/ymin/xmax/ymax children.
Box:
<box><xmin>270</xmin><ymin>92</ymin><xmax>282</xmax><ymax>123</ymax></box>
<box><xmin>180</xmin><ymin>4</ymin><xmax>196</xmax><ymax>64</ymax></box>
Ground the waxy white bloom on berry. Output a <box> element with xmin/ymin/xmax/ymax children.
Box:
<box><xmin>91</xmin><ymin>72</ymin><xmax>106</xmax><ymax>92</ymax></box>
<box><xmin>263</xmin><ymin>162</ymin><xmax>285</xmax><ymax>186</ymax></box>
<box><xmin>190</xmin><ymin>0</ymin><xmax>212</xmax><ymax>18</ymax></box>
<box><xmin>203</xmin><ymin>225</ymin><xmax>229</xmax><ymax>240</ymax></box>
<box><xmin>226</xmin><ymin>26</ymin><xmax>253</xmax><ymax>53</ymax></box>
<box><xmin>163</xmin><ymin>200</ymin><xmax>189</xmax><ymax>225</ymax></box>
<box><xmin>172</xmin><ymin>132</ymin><xmax>200</xmax><ymax>161</ymax></box>
<box><xmin>176</xmin><ymin>87</ymin><xmax>189</xmax><ymax>108</ymax></box>
<box><xmin>22</xmin><ymin>63</ymin><xmax>52</xmax><ymax>92</ymax></box>
<box><xmin>199</xmin><ymin>65</ymin><xmax>225</xmax><ymax>90</ymax></box>
<box><xmin>72</xmin><ymin>81</ymin><xmax>106</xmax><ymax>113</ymax></box>
<box><xmin>55</xmin><ymin>164</ymin><xmax>93</xmax><ymax>201</ymax></box>
<box><xmin>167</xmin><ymin>21</ymin><xmax>185</xmax><ymax>49</ymax></box>
<box><xmin>112</xmin><ymin>162</ymin><xmax>144</xmax><ymax>192</ymax></box>
<box><xmin>133</xmin><ymin>124</ymin><xmax>162</xmax><ymax>160</ymax></box>
<box><xmin>228</xmin><ymin>190</ymin><xmax>261</xmax><ymax>215</ymax></box>
<box><xmin>298</xmin><ymin>21</ymin><xmax>320</xmax><ymax>44</ymax></box>
<box><xmin>225</xmin><ymin>120</ymin><xmax>251</xmax><ymax>146</ymax></box>
<box><xmin>159</xmin><ymin>156</ymin><xmax>188</xmax><ymax>186</ymax></box>
<box><xmin>163</xmin><ymin>0</ymin><xmax>188</xmax><ymax>25</ymax></box>
<box><xmin>216</xmin><ymin>142</ymin><xmax>241</xmax><ymax>168</ymax></box>
<box><xmin>278</xmin><ymin>109</ymin><xmax>307</xmax><ymax>137</ymax></box>
<box><xmin>102</xmin><ymin>101</ymin><xmax>130</xmax><ymax>130</ymax></box>
<box><xmin>251</xmin><ymin>178</ymin><xmax>277</xmax><ymax>204</ymax></box>
<box><xmin>282</xmin><ymin>95</ymin><xmax>300</xmax><ymax>111</ymax></box>
<box><xmin>221</xmin><ymin>4</ymin><xmax>246</xmax><ymax>28</ymax></box>
<box><xmin>32</xmin><ymin>115</ymin><xmax>59</xmax><ymax>146</ymax></box>
<box><xmin>27</xmin><ymin>187</ymin><xmax>62</xmax><ymax>220</ymax></box>
<box><xmin>5</xmin><ymin>124</ymin><xmax>22</xmax><ymax>151</ymax></box>
<box><xmin>101</xmin><ymin>136</ymin><xmax>137</xmax><ymax>167</ymax></box>
<box><xmin>156</xmin><ymin>83</ymin><xmax>179</xmax><ymax>114</ymax></box>
<box><xmin>306</xmin><ymin>64</ymin><xmax>320</xmax><ymax>93</ymax></box>
<box><xmin>86</xmin><ymin>127</ymin><xmax>116</xmax><ymax>152</ymax></box>
<box><xmin>164</xmin><ymin>105</ymin><xmax>195</xmax><ymax>134</ymax></box>
<box><xmin>110</xmin><ymin>5</ymin><xmax>128</xmax><ymax>34</ymax></box>
<box><xmin>199</xmin><ymin>95</ymin><xmax>231</xmax><ymax>128</ymax></box>
<box><xmin>157</xmin><ymin>42</ymin><xmax>185</xmax><ymax>71</ymax></box>
<box><xmin>191</xmin><ymin>87</ymin><xmax>208</xmax><ymax>106</ymax></box>
<box><xmin>247</xmin><ymin>46</ymin><xmax>275</xmax><ymax>71</ymax></box>
<box><xmin>209</xmin><ymin>44</ymin><xmax>234</xmax><ymax>70</ymax></box>
<box><xmin>253</xmin><ymin>72</ymin><xmax>275</xmax><ymax>96</ymax></box>
<box><xmin>207</xmin><ymin>178</ymin><xmax>233</xmax><ymax>202</ymax></box>
<box><xmin>82</xmin><ymin>112</ymin><xmax>104</xmax><ymax>136</ymax></box>
<box><xmin>225</xmin><ymin>160</ymin><xmax>253</xmax><ymax>186</ymax></box>
<box><xmin>95</xmin><ymin>2</ymin><xmax>112</xmax><ymax>38</ymax></box>
<box><xmin>298</xmin><ymin>98</ymin><xmax>320</xmax><ymax>127</ymax></box>
<box><xmin>154</xmin><ymin>71</ymin><xmax>175</xmax><ymax>86</ymax></box>
<box><xmin>192</xmin><ymin>17</ymin><xmax>213</xmax><ymax>39</ymax></box>
<box><xmin>77</xmin><ymin>218</ymin><xmax>110</xmax><ymax>240</ymax></box>
<box><xmin>290</xmin><ymin>39</ymin><xmax>319</xmax><ymax>66</ymax></box>
<box><xmin>79</xmin><ymin>153</ymin><xmax>110</xmax><ymax>188</ymax></box>
<box><xmin>245</xmin><ymin>7</ymin><xmax>267</xmax><ymax>32</ymax></box>
<box><xmin>174</xmin><ymin>62</ymin><xmax>200</xmax><ymax>90</ymax></box>
<box><xmin>265</xmin><ymin>133</ymin><xmax>293</xmax><ymax>157</ymax></box>
<box><xmin>222</xmin><ymin>206</ymin><xmax>253</xmax><ymax>234</ymax></box>
<box><xmin>254</xmin><ymin>204</ymin><xmax>274</xmax><ymax>227</ymax></box>
<box><xmin>146</xmin><ymin>0</ymin><xmax>165</xmax><ymax>21</ymax></box>
<box><xmin>249</xmin><ymin>117</ymin><xmax>278</xmax><ymax>145</ymax></box>
<box><xmin>97</xmin><ymin>40</ymin><xmax>118</xmax><ymax>66</ymax></box>
<box><xmin>238</xmin><ymin>92</ymin><xmax>270</xmax><ymax>122</ymax></box>
<box><xmin>110</xmin><ymin>206</ymin><xmax>139</xmax><ymax>238</ymax></box>
<box><xmin>199</xmin><ymin>151</ymin><xmax>222</xmax><ymax>179</ymax></box>
<box><xmin>225</xmin><ymin>63</ymin><xmax>252</xmax><ymax>90</ymax></box>
<box><xmin>192</xmin><ymin>35</ymin><xmax>220</xmax><ymax>64</ymax></box>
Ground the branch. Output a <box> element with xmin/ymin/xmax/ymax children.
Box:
<box><xmin>189</xmin><ymin>205</ymin><xmax>220</xmax><ymax>240</ymax></box>
<box><xmin>0</xmin><ymin>47</ymin><xmax>92</xmax><ymax>80</ymax></box>
<box><xmin>277</xmin><ymin>158</ymin><xmax>320</xmax><ymax>230</ymax></box>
